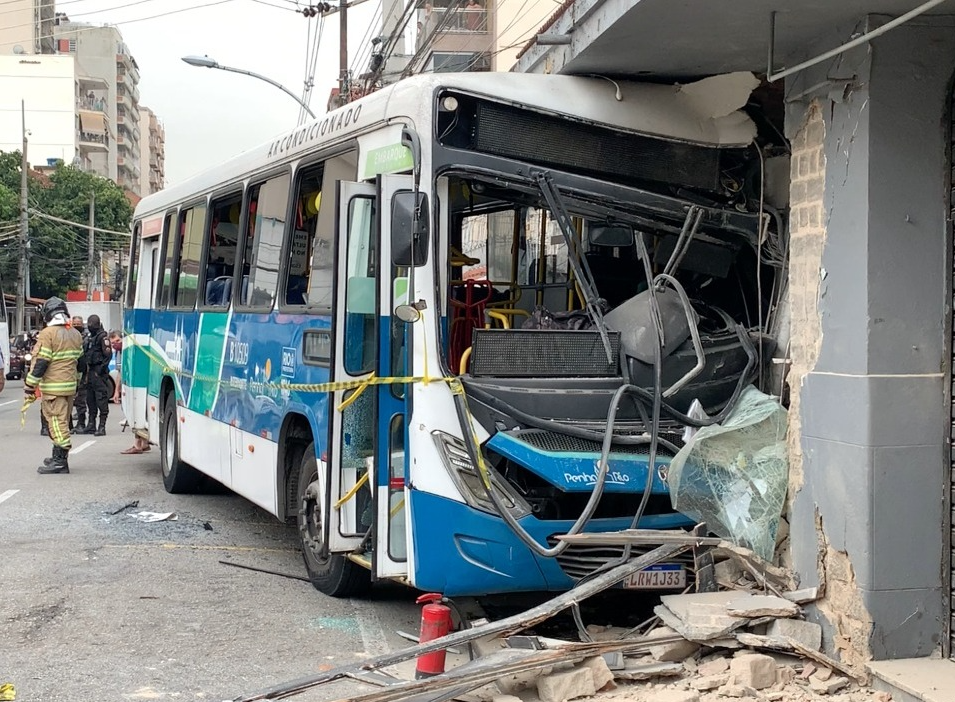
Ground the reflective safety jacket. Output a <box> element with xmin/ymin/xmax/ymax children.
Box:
<box><xmin>26</xmin><ymin>324</ymin><xmax>84</xmax><ymax>396</ymax></box>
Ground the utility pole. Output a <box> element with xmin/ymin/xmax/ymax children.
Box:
<box><xmin>16</xmin><ymin>100</ymin><xmax>28</xmax><ymax>335</ymax></box>
<box><xmin>339</xmin><ymin>0</ymin><xmax>348</xmax><ymax>104</ymax></box>
<box><xmin>87</xmin><ymin>191</ymin><xmax>95</xmax><ymax>301</ymax></box>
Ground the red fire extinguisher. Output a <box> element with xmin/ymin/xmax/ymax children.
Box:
<box><xmin>415</xmin><ymin>593</ymin><xmax>453</xmax><ymax>679</ymax></box>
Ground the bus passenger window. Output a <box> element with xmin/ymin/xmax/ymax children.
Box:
<box><xmin>204</xmin><ymin>194</ymin><xmax>242</xmax><ymax>307</ymax></box>
<box><xmin>175</xmin><ymin>204</ymin><xmax>207</xmax><ymax>308</ymax></box>
<box><xmin>156</xmin><ymin>213</ymin><xmax>176</xmax><ymax>308</ymax></box>
<box><xmin>285</xmin><ymin>164</ymin><xmax>325</xmax><ymax>307</ymax></box>
<box><xmin>344</xmin><ymin>196</ymin><xmax>377</xmax><ymax>375</ymax></box>
<box><xmin>239</xmin><ymin>173</ymin><xmax>291</xmax><ymax>309</ymax></box>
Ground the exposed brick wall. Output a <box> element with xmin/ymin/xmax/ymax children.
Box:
<box><xmin>784</xmin><ymin>101</ymin><xmax>826</xmax><ymax>526</ymax></box>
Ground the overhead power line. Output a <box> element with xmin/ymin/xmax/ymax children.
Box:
<box><xmin>4</xmin><ymin>0</ymin><xmax>238</xmax><ymax>37</ymax></box>
<box><xmin>29</xmin><ymin>209</ymin><xmax>130</xmax><ymax>237</ymax></box>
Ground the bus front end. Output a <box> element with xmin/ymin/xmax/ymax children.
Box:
<box><xmin>401</xmin><ymin>75</ymin><xmax>772</xmax><ymax>596</ymax></box>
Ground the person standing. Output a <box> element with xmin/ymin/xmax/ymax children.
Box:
<box><xmin>82</xmin><ymin>314</ymin><xmax>111</xmax><ymax>436</ymax></box>
<box><xmin>71</xmin><ymin>315</ymin><xmax>89</xmax><ymax>433</ymax></box>
<box><xmin>25</xmin><ymin>297</ymin><xmax>83</xmax><ymax>474</ymax></box>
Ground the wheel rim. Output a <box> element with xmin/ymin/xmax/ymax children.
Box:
<box><xmin>162</xmin><ymin>410</ymin><xmax>174</xmax><ymax>478</ymax></box>
<box><xmin>300</xmin><ymin>471</ymin><xmax>329</xmax><ymax>565</ymax></box>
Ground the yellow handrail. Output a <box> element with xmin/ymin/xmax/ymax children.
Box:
<box><xmin>459</xmin><ymin>347</ymin><xmax>473</xmax><ymax>375</ymax></box>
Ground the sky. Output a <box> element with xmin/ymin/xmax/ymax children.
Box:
<box><xmin>57</xmin><ymin>0</ymin><xmax>381</xmax><ymax>186</ymax></box>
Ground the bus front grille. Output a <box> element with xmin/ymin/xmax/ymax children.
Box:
<box><xmin>546</xmin><ymin>538</ymin><xmax>696</xmax><ymax>580</ymax></box>
<box><xmin>512</xmin><ymin>428</ymin><xmax>684</xmax><ymax>457</ymax></box>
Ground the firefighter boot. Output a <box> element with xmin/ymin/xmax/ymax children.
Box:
<box><xmin>94</xmin><ymin>416</ymin><xmax>107</xmax><ymax>437</ymax></box>
<box><xmin>80</xmin><ymin>413</ymin><xmax>97</xmax><ymax>434</ymax></box>
<box><xmin>38</xmin><ymin>446</ymin><xmax>70</xmax><ymax>474</ymax></box>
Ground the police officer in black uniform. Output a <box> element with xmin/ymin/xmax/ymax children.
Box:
<box><xmin>81</xmin><ymin>314</ymin><xmax>111</xmax><ymax>436</ymax></box>
<box><xmin>71</xmin><ymin>315</ymin><xmax>89</xmax><ymax>433</ymax></box>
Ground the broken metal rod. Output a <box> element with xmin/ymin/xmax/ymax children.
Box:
<box><xmin>232</xmin><ymin>542</ymin><xmax>688</xmax><ymax>701</ymax></box>
<box><xmin>218</xmin><ymin>560</ymin><xmax>311</xmax><ymax>583</ymax></box>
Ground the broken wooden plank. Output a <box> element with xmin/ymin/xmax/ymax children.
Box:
<box><xmin>324</xmin><ymin>639</ymin><xmax>681</xmax><ymax>702</ymax></box>
<box><xmin>612</xmin><ymin>661</ymin><xmax>684</xmax><ymax>681</ymax></box>
<box><xmin>556</xmin><ymin>530</ymin><xmax>722</xmax><ymax>547</ymax></box>
<box><xmin>787</xmin><ymin>639</ymin><xmax>868</xmax><ymax>685</ymax></box>
<box><xmin>233</xmin><ymin>542</ymin><xmax>689</xmax><ymax>701</ymax></box>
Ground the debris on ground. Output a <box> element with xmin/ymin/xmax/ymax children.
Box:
<box><xmin>229</xmin><ymin>536</ymin><xmax>887</xmax><ymax>702</ymax></box>
<box><xmin>127</xmin><ymin>511</ymin><xmax>177</xmax><ymax>523</ymax></box>
<box><xmin>0</xmin><ymin>682</ymin><xmax>15</xmax><ymax>701</ymax></box>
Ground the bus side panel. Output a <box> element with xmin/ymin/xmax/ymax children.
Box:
<box><xmin>146</xmin><ymin>308</ymin><xmax>333</xmax><ymax>514</ymax></box>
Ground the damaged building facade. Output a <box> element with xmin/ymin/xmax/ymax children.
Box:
<box><xmin>518</xmin><ymin>0</ymin><xmax>955</xmax><ymax>670</ymax></box>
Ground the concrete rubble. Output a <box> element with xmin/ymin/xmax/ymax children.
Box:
<box><xmin>230</xmin><ymin>539</ymin><xmax>888</xmax><ymax>702</ymax></box>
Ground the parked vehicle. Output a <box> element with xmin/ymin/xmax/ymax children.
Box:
<box><xmin>6</xmin><ymin>333</ymin><xmax>36</xmax><ymax>380</ymax></box>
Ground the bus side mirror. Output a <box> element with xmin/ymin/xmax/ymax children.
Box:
<box><xmin>392</xmin><ymin>191</ymin><xmax>429</xmax><ymax>267</ymax></box>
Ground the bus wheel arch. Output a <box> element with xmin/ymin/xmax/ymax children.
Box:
<box><xmin>277</xmin><ymin>413</ymin><xmax>312</xmax><ymax>523</ymax></box>
<box><xmin>296</xmin><ymin>441</ymin><xmax>370</xmax><ymax>597</ymax></box>
<box><xmin>159</xmin><ymin>379</ymin><xmax>201</xmax><ymax>494</ymax></box>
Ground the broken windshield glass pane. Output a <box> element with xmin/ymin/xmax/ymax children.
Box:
<box><xmin>666</xmin><ymin>386</ymin><xmax>788</xmax><ymax>561</ymax></box>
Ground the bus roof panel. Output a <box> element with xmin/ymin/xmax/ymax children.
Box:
<box><xmin>135</xmin><ymin>72</ymin><xmax>757</xmax><ymax>220</ymax></box>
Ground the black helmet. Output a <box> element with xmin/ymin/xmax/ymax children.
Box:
<box><xmin>41</xmin><ymin>296</ymin><xmax>69</xmax><ymax>323</ymax></box>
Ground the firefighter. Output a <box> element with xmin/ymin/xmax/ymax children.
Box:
<box><xmin>25</xmin><ymin>297</ymin><xmax>84</xmax><ymax>474</ymax></box>
<box><xmin>81</xmin><ymin>314</ymin><xmax>111</xmax><ymax>436</ymax></box>
<box><xmin>71</xmin><ymin>315</ymin><xmax>89</xmax><ymax>433</ymax></box>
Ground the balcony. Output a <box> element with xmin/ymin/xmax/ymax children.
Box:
<box><xmin>77</xmin><ymin>94</ymin><xmax>108</xmax><ymax>113</ymax></box>
<box><xmin>420</xmin><ymin>5</ymin><xmax>488</xmax><ymax>39</ymax></box>
<box><xmin>78</xmin><ymin>130</ymin><xmax>109</xmax><ymax>152</ymax></box>
<box><xmin>77</xmin><ymin>111</ymin><xmax>109</xmax><ymax>152</ymax></box>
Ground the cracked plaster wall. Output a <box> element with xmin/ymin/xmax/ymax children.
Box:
<box><xmin>784</xmin><ymin>17</ymin><xmax>955</xmax><ymax>664</ymax></box>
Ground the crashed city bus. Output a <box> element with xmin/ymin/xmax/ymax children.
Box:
<box><xmin>121</xmin><ymin>72</ymin><xmax>783</xmax><ymax>597</ymax></box>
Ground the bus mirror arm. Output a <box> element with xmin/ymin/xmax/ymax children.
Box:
<box><xmin>401</xmin><ymin>127</ymin><xmax>422</xmax><ymax>191</ymax></box>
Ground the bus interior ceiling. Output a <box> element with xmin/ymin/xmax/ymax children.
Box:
<box><xmin>447</xmin><ymin>86</ymin><xmax>789</xmax><ymax>489</ymax></box>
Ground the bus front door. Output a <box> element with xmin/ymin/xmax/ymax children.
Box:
<box><xmin>328</xmin><ymin>182</ymin><xmax>378</xmax><ymax>556</ymax></box>
<box><xmin>372</xmin><ymin>174</ymin><xmax>414</xmax><ymax>579</ymax></box>
<box><xmin>124</xmin><ymin>225</ymin><xmax>160</xmax><ymax>432</ymax></box>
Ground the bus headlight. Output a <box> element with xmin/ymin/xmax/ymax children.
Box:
<box><xmin>432</xmin><ymin>431</ymin><xmax>529</xmax><ymax>518</ymax></box>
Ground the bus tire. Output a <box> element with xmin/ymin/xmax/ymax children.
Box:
<box><xmin>297</xmin><ymin>442</ymin><xmax>370</xmax><ymax>598</ymax></box>
<box><xmin>160</xmin><ymin>393</ymin><xmax>201</xmax><ymax>494</ymax></box>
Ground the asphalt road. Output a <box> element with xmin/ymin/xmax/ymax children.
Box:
<box><xmin>0</xmin><ymin>379</ymin><xmax>423</xmax><ymax>702</ymax></box>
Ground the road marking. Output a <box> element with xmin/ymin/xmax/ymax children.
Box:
<box><xmin>71</xmin><ymin>440</ymin><xmax>96</xmax><ymax>454</ymax></box>
<box><xmin>0</xmin><ymin>400</ymin><xmax>18</xmax><ymax>407</ymax></box>
<box><xmin>353</xmin><ymin>601</ymin><xmax>390</xmax><ymax>657</ymax></box>
<box><xmin>0</xmin><ymin>489</ymin><xmax>20</xmax><ymax>505</ymax></box>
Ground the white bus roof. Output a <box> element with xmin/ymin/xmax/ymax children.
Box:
<box><xmin>135</xmin><ymin>72</ymin><xmax>757</xmax><ymax>220</ymax></box>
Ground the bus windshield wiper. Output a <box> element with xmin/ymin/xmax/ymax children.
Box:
<box><xmin>534</xmin><ymin>171</ymin><xmax>614</xmax><ymax>364</ymax></box>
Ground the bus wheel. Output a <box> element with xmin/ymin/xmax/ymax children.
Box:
<box><xmin>160</xmin><ymin>393</ymin><xmax>201</xmax><ymax>494</ymax></box>
<box><xmin>297</xmin><ymin>442</ymin><xmax>370</xmax><ymax>597</ymax></box>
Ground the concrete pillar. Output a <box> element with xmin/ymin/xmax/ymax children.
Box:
<box><xmin>785</xmin><ymin>18</ymin><xmax>955</xmax><ymax>664</ymax></box>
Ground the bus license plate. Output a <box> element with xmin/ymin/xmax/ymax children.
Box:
<box><xmin>624</xmin><ymin>564</ymin><xmax>685</xmax><ymax>590</ymax></box>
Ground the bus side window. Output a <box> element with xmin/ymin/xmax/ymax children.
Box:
<box><xmin>343</xmin><ymin>195</ymin><xmax>377</xmax><ymax>375</ymax></box>
<box><xmin>156</xmin><ymin>213</ymin><xmax>176</xmax><ymax>308</ymax></box>
<box><xmin>175</xmin><ymin>204</ymin><xmax>207</xmax><ymax>309</ymax></box>
<box><xmin>285</xmin><ymin>163</ymin><xmax>325</xmax><ymax>308</ymax></box>
<box><xmin>239</xmin><ymin>173</ymin><xmax>291</xmax><ymax>309</ymax></box>
<box><xmin>204</xmin><ymin>194</ymin><xmax>243</xmax><ymax>307</ymax></box>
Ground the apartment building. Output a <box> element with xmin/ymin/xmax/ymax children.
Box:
<box><xmin>413</xmin><ymin>0</ymin><xmax>552</xmax><ymax>74</ymax></box>
<box><xmin>54</xmin><ymin>18</ymin><xmax>143</xmax><ymax>194</ymax></box>
<box><xmin>138</xmin><ymin>105</ymin><xmax>165</xmax><ymax>195</ymax></box>
<box><xmin>0</xmin><ymin>0</ymin><xmax>55</xmax><ymax>56</ymax></box>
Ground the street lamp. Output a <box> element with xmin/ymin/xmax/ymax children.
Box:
<box><xmin>181</xmin><ymin>55</ymin><xmax>316</xmax><ymax>120</ymax></box>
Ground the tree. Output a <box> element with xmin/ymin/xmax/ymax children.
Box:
<box><xmin>0</xmin><ymin>152</ymin><xmax>134</xmax><ymax>300</ymax></box>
